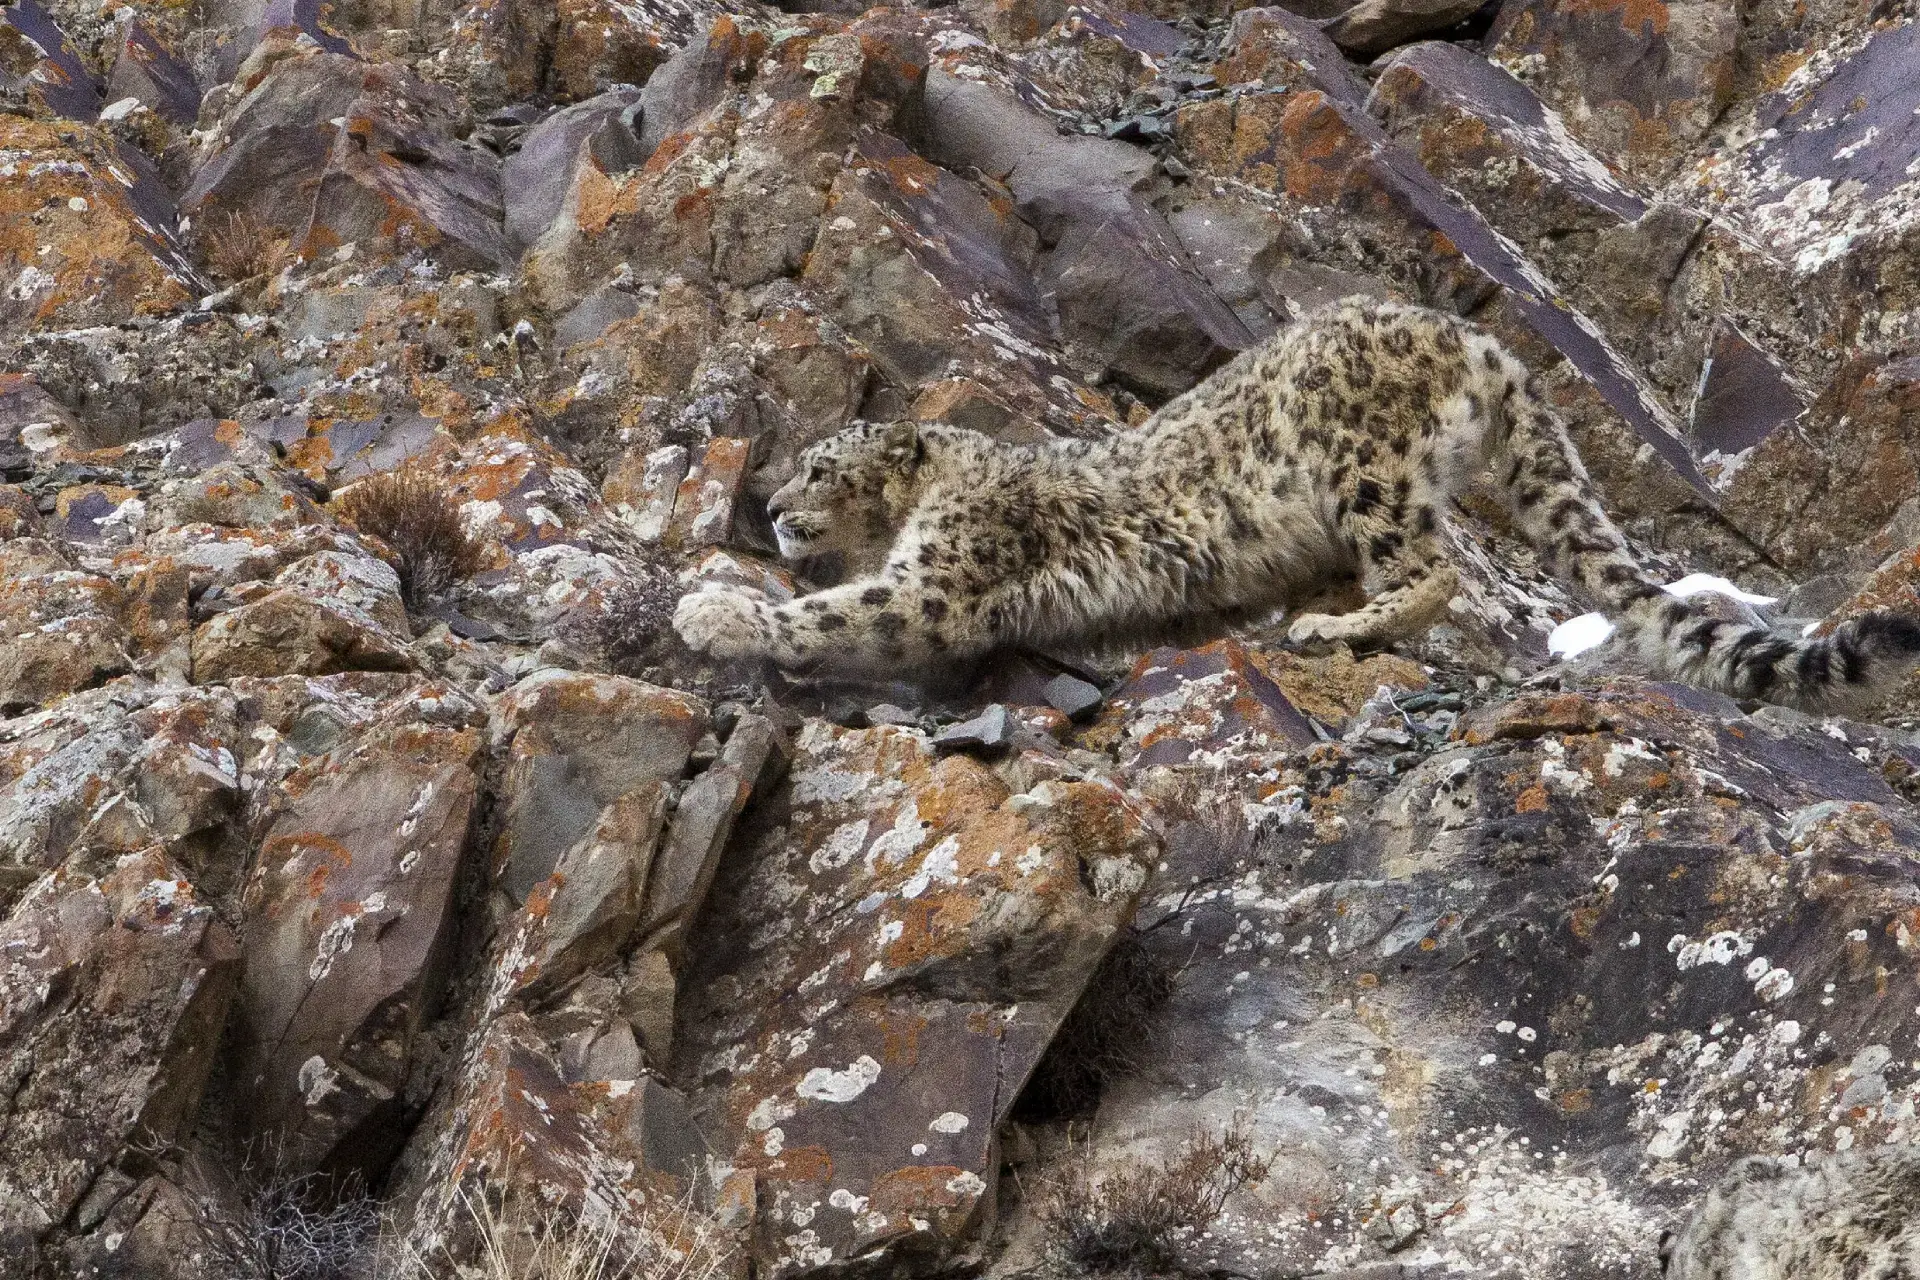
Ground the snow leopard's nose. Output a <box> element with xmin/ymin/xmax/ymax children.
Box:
<box><xmin>767</xmin><ymin>477</ymin><xmax>800</xmax><ymax>516</ymax></box>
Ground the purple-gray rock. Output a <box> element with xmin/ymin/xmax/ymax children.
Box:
<box><xmin>184</xmin><ymin>50</ymin><xmax>510</xmax><ymax>269</ymax></box>
<box><xmin>1043</xmin><ymin>672</ymin><xmax>1104</xmax><ymax>722</ymax></box>
<box><xmin>933</xmin><ymin>701</ymin><xmax>1014</xmax><ymax>753</ymax></box>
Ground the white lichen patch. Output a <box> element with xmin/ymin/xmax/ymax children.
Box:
<box><xmin>796</xmin><ymin>1055</ymin><xmax>882</xmax><ymax>1103</ymax></box>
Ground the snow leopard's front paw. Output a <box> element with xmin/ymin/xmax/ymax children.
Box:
<box><xmin>673</xmin><ymin>588</ymin><xmax>774</xmax><ymax>661</ymax></box>
<box><xmin>1286</xmin><ymin>611</ymin><xmax>1357</xmax><ymax>651</ymax></box>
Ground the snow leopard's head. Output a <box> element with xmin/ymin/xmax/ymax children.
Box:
<box><xmin>767</xmin><ymin>421</ymin><xmax>928</xmax><ymax>574</ymax></box>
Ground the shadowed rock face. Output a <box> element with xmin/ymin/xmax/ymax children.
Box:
<box><xmin>1031</xmin><ymin>681</ymin><xmax>1920</xmax><ymax>1277</ymax></box>
<box><xmin>4</xmin><ymin>0</ymin><xmax>1920</xmax><ymax>1274</ymax></box>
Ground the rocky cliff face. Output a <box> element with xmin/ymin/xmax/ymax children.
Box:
<box><xmin>3</xmin><ymin>0</ymin><xmax>1920</xmax><ymax>1275</ymax></box>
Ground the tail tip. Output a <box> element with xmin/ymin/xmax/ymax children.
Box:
<box><xmin>1847</xmin><ymin>610</ymin><xmax>1920</xmax><ymax>657</ymax></box>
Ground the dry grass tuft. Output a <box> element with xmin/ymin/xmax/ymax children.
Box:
<box><xmin>200</xmin><ymin>210</ymin><xmax>293</xmax><ymax>284</ymax></box>
<box><xmin>1041</xmin><ymin>1123</ymin><xmax>1271</xmax><ymax>1274</ymax></box>
<box><xmin>337</xmin><ymin>468</ymin><xmax>488</xmax><ymax>609</ymax></box>
<box><xmin>395</xmin><ymin>1184</ymin><xmax>738</xmax><ymax>1280</ymax></box>
<box><xmin>1014</xmin><ymin>929</ymin><xmax>1179</xmax><ymax>1121</ymax></box>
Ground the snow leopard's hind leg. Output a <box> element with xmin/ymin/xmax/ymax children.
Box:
<box><xmin>1286</xmin><ymin>474</ymin><xmax>1458</xmax><ymax>650</ymax></box>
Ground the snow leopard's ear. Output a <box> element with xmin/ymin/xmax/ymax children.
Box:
<box><xmin>882</xmin><ymin>420</ymin><xmax>924</xmax><ymax>471</ymax></box>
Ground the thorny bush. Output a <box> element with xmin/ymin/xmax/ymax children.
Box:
<box><xmin>1042</xmin><ymin>1122</ymin><xmax>1272</xmax><ymax>1275</ymax></box>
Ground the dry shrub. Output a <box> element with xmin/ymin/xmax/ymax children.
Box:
<box><xmin>200</xmin><ymin>210</ymin><xmax>293</xmax><ymax>284</ymax></box>
<box><xmin>225</xmin><ymin>1171</ymin><xmax>380</xmax><ymax>1280</ymax></box>
<box><xmin>1014</xmin><ymin>929</ymin><xmax>1179</xmax><ymax>1121</ymax></box>
<box><xmin>395</xmin><ymin>1184</ymin><xmax>737</xmax><ymax>1280</ymax></box>
<box><xmin>1042</xmin><ymin>1123</ymin><xmax>1271</xmax><ymax>1275</ymax></box>
<box><xmin>570</xmin><ymin>567</ymin><xmax>684</xmax><ymax>676</ymax></box>
<box><xmin>338</xmin><ymin>468</ymin><xmax>487</xmax><ymax>609</ymax></box>
<box><xmin>153</xmin><ymin>1140</ymin><xmax>380</xmax><ymax>1280</ymax></box>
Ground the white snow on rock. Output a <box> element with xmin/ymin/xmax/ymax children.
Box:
<box><xmin>1663</xmin><ymin>573</ymin><xmax>1778</xmax><ymax>606</ymax></box>
<box><xmin>1548</xmin><ymin>612</ymin><xmax>1615</xmax><ymax>659</ymax></box>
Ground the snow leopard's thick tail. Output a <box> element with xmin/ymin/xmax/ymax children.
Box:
<box><xmin>1475</xmin><ymin>349</ymin><xmax>1920</xmax><ymax>710</ymax></box>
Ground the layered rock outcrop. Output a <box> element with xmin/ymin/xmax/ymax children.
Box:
<box><xmin>3</xmin><ymin>0</ymin><xmax>1920</xmax><ymax>1274</ymax></box>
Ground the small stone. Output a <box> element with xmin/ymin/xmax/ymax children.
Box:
<box><xmin>1043</xmin><ymin>673</ymin><xmax>1104</xmax><ymax>723</ymax></box>
<box><xmin>423</xmin><ymin>603</ymin><xmax>504</xmax><ymax>642</ymax></box>
<box><xmin>933</xmin><ymin>704</ymin><xmax>1014</xmax><ymax>754</ymax></box>
<box><xmin>866</xmin><ymin>703</ymin><xmax>918</xmax><ymax>726</ymax></box>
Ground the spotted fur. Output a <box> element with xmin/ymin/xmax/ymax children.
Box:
<box><xmin>1663</xmin><ymin>1148</ymin><xmax>1920</xmax><ymax>1280</ymax></box>
<box><xmin>674</xmin><ymin>299</ymin><xmax>1920</xmax><ymax>709</ymax></box>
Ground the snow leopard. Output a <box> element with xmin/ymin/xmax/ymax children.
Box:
<box><xmin>674</xmin><ymin>297</ymin><xmax>1920</xmax><ymax>709</ymax></box>
<box><xmin>1662</xmin><ymin>1147</ymin><xmax>1920</xmax><ymax>1279</ymax></box>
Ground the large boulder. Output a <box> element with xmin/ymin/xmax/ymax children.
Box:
<box><xmin>677</xmin><ymin>721</ymin><xmax>1161</xmax><ymax>1277</ymax></box>
<box><xmin>392</xmin><ymin>1010</ymin><xmax>734</xmax><ymax>1268</ymax></box>
<box><xmin>189</xmin><ymin>550</ymin><xmax>416</xmax><ymax>681</ymax></box>
<box><xmin>1176</xmin><ymin>8</ymin><xmax>1708</xmax><ymax>493</ymax></box>
<box><xmin>0</xmin><ymin>682</ymin><xmax>246</xmax><ymax>910</ymax></box>
<box><xmin>0</xmin><ymin>847</ymin><xmax>239</xmax><ymax>1270</ymax></box>
<box><xmin>1686</xmin><ymin>20</ymin><xmax>1920</xmax><ymax>350</ymax></box>
<box><xmin>489</xmin><ymin>669</ymin><xmax>709</xmax><ymax>906</ymax></box>
<box><xmin>924</xmin><ymin>68</ymin><xmax>1256</xmax><ymax>399</ymax></box>
<box><xmin>184</xmin><ymin>50</ymin><xmax>511</xmax><ymax>270</ymax></box>
<box><xmin>1020</xmin><ymin>678</ymin><xmax>1920</xmax><ymax>1277</ymax></box>
<box><xmin>0</xmin><ymin>540</ymin><xmax>136</xmax><ymax>714</ymax></box>
<box><xmin>1719</xmin><ymin>353</ymin><xmax>1920</xmax><ymax>577</ymax></box>
<box><xmin>0</xmin><ymin>116</ymin><xmax>200</xmax><ymax>330</ymax></box>
<box><xmin>230</xmin><ymin>691</ymin><xmax>483</xmax><ymax>1177</ymax></box>
<box><xmin>1486</xmin><ymin>0</ymin><xmax>1736</xmax><ymax>181</ymax></box>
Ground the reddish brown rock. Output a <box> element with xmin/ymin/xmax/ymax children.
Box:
<box><xmin>184</xmin><ymin>50</ymin><xmax>511</xmax><ymax>269</ymax></box>
<box><xmin>1179</xmin><ymin>8</ymin><xmax>1707</xmax><ymax>491</ymax></box>
<box><xmin>1369</xmin><ymin>42</ymin><xmax>1649</xmax><ymax>265</ymax></box>
<box><xmin>394</xmin><ymin>1010</ymin><xmax>735</xmax><ymax>1268</ymax></box>
<box><xmin>1686</xmin><ymin>21</ymin><xmax>1920</xmax><ymax>351</ymax></box>
<box><xmin>0</xmin><ymin>847</ymin><xmax>239</xmax><ymax>1268</ymax></box>
<box><xmin>749</xmin><ymin>301</ymin><xmax>874</xmax><ymax>448</ymax></box>
<box><xmin>1487</xmin><ymin>0</ymin><xmax>1735</xmax><ymax>180</ymax></box>
<box><xmin>0</xmin><ymin>547</ymin><xmax>136</xmax><ymax>713</ymax></box>
<box><xmin>0</xmin><ymin>683</ymin><xmax>246</xmax><ymax>907</ymax></box>
<box><xmin>549</xmin><ymin>0</ymin><xmax>674</xmax><ymax>102</ymax></box>
<box><xmin>665</xmin><ymin>436</ymin><xmax>751</xmax><ymax>552</ymax></box>
<box><xmin>233</xmin><ymin>704</ymin><xmax>482</xmax><ymax>1176</ymax></box>
<box><xmin>802</xmin><ymin>129</ymin><xmax>1114</xmax><ymax>433</ymax></box>
<box><xmin>0</xmin><ymin>116</ymin><xmax>199</xmax><ymax>330</ymax></box>
<box><xmin>605</xmin><ymin>443</ymin><xmax>690</xmax><ymax>541</ymax></box>
<box><xmin>1092</xmin><ymin>640</ymin><xmax>1320</xmax><ymax>767</ymax></box>
<box><xmin>679</xmin><ymin>721</ymin><xmax>1160</xmax><ymax>1277</ymax></box>
<box><xmin>924</xmin><ymin>69</ymin><xmax>1255</xmax><ymax>399</ymax></box>
<box><xmin>435</xmin><ymin>0</ymin><xmax>554</xmax><ymax>112</ymax></box>
<box><xmin>189</xmin><ymin>552</ymin><xmax>416</xmax><ymax>683</ymax></box>
<box><xmin>1719</xmin><ymin>353</ymin><xmax>1920</xmax><ymax>575</ymax></box>
<box><xmin>493</xmin><ymin>782</ymin><xmax>670</xmax><ymax>1004</ymax></box>
<box><xmin>638</xmin><ymin>711</ymin><xmax>785</xmax><ymax>958</ymax></box>
<box><xmin>490</xmin><ymin>670</ymin><xmax>709</xmax><ymax>905</ymax></box>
